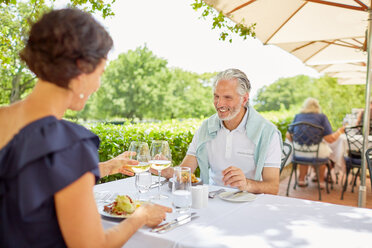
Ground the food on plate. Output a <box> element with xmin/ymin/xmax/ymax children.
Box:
<box><xmin>103</xmin><ymin>195</ymin><xmax>141</xmax><ymax>216</ymax></box>
<box><xmin>191</xmin><ymin>173</ymin><xmax>199</xmax><ymax>183</ymax></box>
<box><xmin>180</xmin><ymin>172</ymin><xmax>199</xmax><ymax>183</ymax></box>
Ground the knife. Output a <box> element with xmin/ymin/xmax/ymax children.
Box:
<box><xmin>151</xmin><ymin>212</ymin><xmax>197</xmax><ymax>233</ymax></box>
<box><xmin>224</xmin><ymin>190</ymin><xmax>244</xmax><ymax>199</ymax></box>
<box><xmin>156</xmin><ymin>215</ymin><xmax>199</xmax><ymax>233</ymax></box>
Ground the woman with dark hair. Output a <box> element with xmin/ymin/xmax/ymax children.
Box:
<box><xmin>0</xmin><ymin>8</ymin><xmax>171</xmax><ymax>247</ymax></box>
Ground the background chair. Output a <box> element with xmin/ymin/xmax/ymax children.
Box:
<box><xmin>341</xmin><ymin>125</ymin><xmax>372</xmax><ymax>199</ymax></box>
<box><xmin>287</xmin><ymin>121</ymin><xmax>332</xmax><ymax>201</ymax></box>
<box><xmin>280</xmin><ymin>142</ymin><xmax>292</xmax><ymax>174</ymax></box>
<box><xmin>365</xmin><ymin>148</ymin><xmax>372</xmax><ymax>191</ymax></box>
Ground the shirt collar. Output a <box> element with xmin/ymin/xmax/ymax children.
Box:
<box><xmin>220</xmin><ymin>107</ymin><xmax>249</xmax><ymax>133</ymax></box>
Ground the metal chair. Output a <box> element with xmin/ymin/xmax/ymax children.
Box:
<box><xmin>287</xmin><ymin>121</ymin><xmax>332</xmax><ymax>201</ymax></box>
<box><xmin>341</xmin><ymin>125</ymin><xmax>372</xmax><ymax>199</ymax></box>
<box><xmin>365</xmin><ymin>148</ymin><xmax>372</xmax><ymax>191</ymax></box>
<box><xmin>280</xmin><ymin>142</ymin><xmax>292</xmax><ymax>174</ymax></box>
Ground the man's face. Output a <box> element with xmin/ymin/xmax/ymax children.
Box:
<box><xmin>213</xmin><ymin>79</ymin><xmax>247</xmax><ymax>121</ymax></box>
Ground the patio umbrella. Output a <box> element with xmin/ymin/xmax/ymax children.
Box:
<box><xmin>202</xmin><ymin>0</ymin><xmax>372</xmax><ymax>207</ymax></box>
<box><xmin>311</xmin><ymin>61</ymin><xmax>366</xmax><ymax>84</ymax></box>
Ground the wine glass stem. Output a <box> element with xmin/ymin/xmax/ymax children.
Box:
<box><xmin>158</xmin><ymin>170</ymin><xmax>161</xmax><ymax>195</ymax></box>
<box><xmin>135</xmin><ymin>173</ymin><xmax>140</xmax><ymax>200</ymax></box>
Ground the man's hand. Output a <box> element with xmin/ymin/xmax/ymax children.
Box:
<box><xmin>222</xmin><ymin>166</ymin><xmax>248</xmax><ymax>191</ymax></box>
<box><xmin>149</xmin><ymin>167</ymin><xmax>174</xmax><ymax>179</ymax></box>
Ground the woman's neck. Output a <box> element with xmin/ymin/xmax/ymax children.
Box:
<box><xmin>24</xmin><ymin>80</ymin><xmax>73</xmax><ymax>119</ymax></box>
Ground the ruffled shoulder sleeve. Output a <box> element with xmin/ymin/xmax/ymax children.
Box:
<box><xmin>0</xmin><ymin>116</ymin><xmax>100</xmax><ymax>217</ymax></box>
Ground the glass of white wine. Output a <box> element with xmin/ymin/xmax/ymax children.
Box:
<box><xmin>149</xmin><ymin>140</ymin><xmax>172</xmax><ymax>200</ymax></box>
<box><xmin>128</xmin><ymin>141</ymin><xmax>151</xmax><ymax>199</ymax></box>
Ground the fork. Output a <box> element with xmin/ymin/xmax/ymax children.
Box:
<box><xmin>208</xmin><ymin>189</ymin><xmax>226</xmax><ymax>199</ymax></box>
<box><xmin>224</xmin><ymin>190</ymin><xmax>244</xmax><ymax>199</ymax></box>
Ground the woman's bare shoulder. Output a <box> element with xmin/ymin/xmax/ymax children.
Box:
<box><xmin>0</xmin><ymin>103</ymin><xmax>23</xmax><ymax>149</ymax></box>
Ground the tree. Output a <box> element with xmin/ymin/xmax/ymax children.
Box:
<box><xmin>254</xmin><ymin>75</ymin><xmax>316</xmax><ymax>112</ymax></box>
<box><xmin>0</xmin><ymin>0</ymin><xmax>115</xmax><ymax>18</ymax></box>
<box><xmin>0</xmin><ymin>2</ymin><xmax>48</xmax><ymax>104</ymax></box>
<box><xmin>75</xmin><ymin>46</ymin><xmax>216</xmax><ymax>121</ymax></box>
<box><xmin>0</xmin><ymin>0</ymin><xmax>115</xmax><ymax>105</ymax></box>
<box><xmin>253</xmin><ymin>75</ymin><xmax>366</xmax><ymax>128</ymax></box>
<box><xmin>191</xmin><ymin>0</ymin><xmax>256</xmax><ymax>43</ymax></box>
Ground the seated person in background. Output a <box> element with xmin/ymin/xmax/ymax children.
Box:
<box><xmin>159</xmin><ymin>68</ymin><xmax>282</xmax><ymax>195</ymax></box>
<box><xmin>0</xmin><ymin>9</ymin><xmax>171</xmax><ymax>247</ymax></box>
<box><xmin>356</xmin><ymin>100</ymin><xmax>372</xmax><ymax>126</ymax></box>
<box><xmin>286</xmin><ymin>97</ymin><xmax>344</xmax><ymax>187</ymax></box>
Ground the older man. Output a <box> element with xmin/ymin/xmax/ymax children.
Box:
<box><xmin>162</xmin><ymin>69</ymin><xmax>282</xmax><ymax>194</ymax></box>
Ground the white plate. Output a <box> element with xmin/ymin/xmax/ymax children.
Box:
<box><xmin>218</xmin><ymin>191</ymin><xmax>257</xmax><ymax>202</ymax></box>
<box><xmin>99</xmin><ymin>200</ymin><xmax>144</xmax><ymax>219</ymax></box>
<box><xmin>99</xmin><ymin>207</ymin><xmax>130</xmax><ymax>219</ymax></box>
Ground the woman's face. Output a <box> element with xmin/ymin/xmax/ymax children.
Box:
<box><xmin>69</xmin><ymin>59</ymin><xmax>106</xmax><ymax>111</ymax></box>
<box><xmin>83</xmin><ymin>59</ymin><xmax>106</xmax><ymax>96</ymax></box>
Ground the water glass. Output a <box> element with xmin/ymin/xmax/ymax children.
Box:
<box><xmin>135</xmin><ymin>171</ymin><xmax>152</xmax><ymax>201</ymax></box>
<box><xmin>172</xmin><ymin>167</ymin><xmax>192</xmax><ymax>213</ymax></box>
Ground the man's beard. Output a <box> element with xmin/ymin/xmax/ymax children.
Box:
<box><xmin>216</xmin><ymin>98</ymin><xmax>243</xmax><ymax>121</ymax></box>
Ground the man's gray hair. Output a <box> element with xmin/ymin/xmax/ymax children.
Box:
<box><xmin>213</xmin><ymin>68</ymin><xmax>251</xmax><ymax>107</ymax></box>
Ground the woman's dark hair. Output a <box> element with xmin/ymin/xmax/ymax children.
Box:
<box><xmin>20</xmin><ymin>8</ymin><xmax>113</xmax><ymax>88</ymax></box>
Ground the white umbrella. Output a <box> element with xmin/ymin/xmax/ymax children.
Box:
<box><xmin>311</xmin><ymin>61</ymin><xmax>366</xmax><ymax>84</ymax></box>
<box><xmin>203</xmin><ymin>0</ymin><xmax>371</xmax><ymax>207</ymax></box>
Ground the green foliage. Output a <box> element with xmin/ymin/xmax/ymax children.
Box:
<box><xmin>88</xmin><ymin>119</ymin><xmax>202</xmax><ymax>165</ymax></box>
<box><xmin>261</xmin><ymin>109</ymin><xmax>297</xmax><ymax>140</ymax></box>
<box><xmin>76</xmin><ymin>46</ymin><xmax>216</xmax><ymax>120</ymax></box>
<box><xmin>191</xmin><ymin>0</ymin><xmax>256</xmax><ymax>43</ymax></box>
<box><xmin>0</xmin><ymin>0</ymin><xmax>115</xmax><ymax>18</ymax></box>
<box><xmin>0</xmin><ymin>0</ymin><xmax>116</xmax><ymax>105</ymax></box>
<box><xmin>254</xmin><ymin>75</ymin><xmax>316</xmax><ymax>112</ymax></box>
<box><xmin>88</xmin><ymin>119</ymin><xmax>202</xmax><ymax>183</ymax></box>
<box><xmin>0</xmin><ymin>1</ymin><xmax>47</xmax><ymax>104</ymax></box>
<box><xmin>254</xmin><ymin>75</ymin><xmax>366</xmax><ymax>129</ymax></box>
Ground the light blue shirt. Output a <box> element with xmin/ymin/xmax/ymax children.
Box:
<box><xmin>187</xmin><ymin>106</ymin><xmax>282</xmax><ymax>184</ymax></box>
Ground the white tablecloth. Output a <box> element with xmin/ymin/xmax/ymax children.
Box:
<box><xmin>95</xmin><ymin>177</ymin><xmax>372</xmax><ymax>248</ymax></box>
<box><xmin>328</xmin><ymin>134</ymin><xmax>348</xmax><ymax>174</ymax></box>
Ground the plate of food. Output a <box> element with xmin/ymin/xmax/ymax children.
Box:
<box><xmin>168</xmin><ymin>172</ymin><xmax>202</xmax><ymax>188</ymax></box>
<box><xmin>100</xmin><ymin>195</ymin><xmax>142</xmax><ymax>219</ymax></box>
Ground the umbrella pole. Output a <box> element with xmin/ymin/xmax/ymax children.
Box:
<box><xmin>358</xmin><ymin>4</ymin><xmax>372</xmax><ymax>208</ymax></box>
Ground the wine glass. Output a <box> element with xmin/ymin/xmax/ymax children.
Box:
<box><xmin>128</xmin><ymin>141</ymin><xmax>151</xmax><ymax>173</ymax></box>
<box><xmin>128</xmin><ymin>141</ymin><xmax>151</xmax><ymax>199</ymax></box>
<box><xmin>149</xmin><ymin>140</ymin><xmax>172</xmax><ymax>200</ymax></box>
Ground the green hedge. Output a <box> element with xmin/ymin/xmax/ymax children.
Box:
<box><xmin>88</xmin><ymin>113</ymin><xmax>293</xmax><ymax>183</ymax></box>
<box><xmin>87</xmin><ymin>119</ymin><xmax>202</xmax><ymax>182</ymax></box>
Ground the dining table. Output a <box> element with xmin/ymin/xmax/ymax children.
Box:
<box><xmin>94</xmin><ymin>176</ymin><xmax>372</xmax><ymax>248</ymax></box>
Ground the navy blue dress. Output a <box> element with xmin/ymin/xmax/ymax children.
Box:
<box><xmin>288</xmin><ymin>113</ymin><xmax>333</xmax><ymax>145</ymax></box>
<box><xmin>0</xmin><ymin>116</ymin><xmax>100</xmax><ymax>247</ymax></box>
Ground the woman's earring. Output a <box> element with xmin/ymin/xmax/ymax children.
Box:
<box><xmin>79</xmin><ymin>93</ymin><xmax>84</xmax><ymax>99</ymax></box>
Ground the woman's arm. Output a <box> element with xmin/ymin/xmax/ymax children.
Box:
<box><xmin>55</xmin><ymin>172</ymin><xmax>172</xmax><ymax>248</ymax></box>
<box><xmin>99</xmin><ymin>151</ymin><xmax>137</xmax><ymax>177</ymax></box>
<box><xmin>323</xmin><ymin>127</ymin><xmax>345</xmax><ymax>143</ymax></box>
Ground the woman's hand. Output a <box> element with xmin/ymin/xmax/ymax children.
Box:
<box><xmin>99</xmin><ymin>151</ymin><xmax>137</xmax><ymax>177</ymax></box>
<box><xmin>132</xmin><ymin>203</ymin><xmax>172</xmax><ymax>228</ymax></box>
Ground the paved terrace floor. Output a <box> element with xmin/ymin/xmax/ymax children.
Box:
<box><xmin>278</xmin><ymin>165</ymin><xmax>372</xmax><ymax>209</ymax></box>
